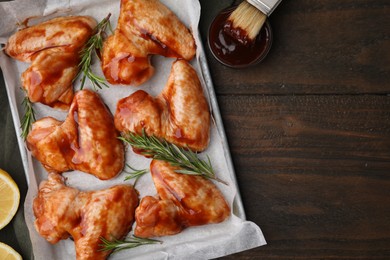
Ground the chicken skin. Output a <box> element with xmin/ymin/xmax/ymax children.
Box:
<box><xmin>134</xmin><ymin>160</ymin><xmax>230</xmax><ymax>238</ymax></box>
<box><xmin>101</xmin><ymin>0</ymin><xmax>196</xmax><ymax>86</ymax></box>
<box><xmin>115</xmin><ymin>60</ymin><xmax>210</xmax><ymax>152</ymax></box>
<box><xmin>33</xmin><ymin>173</ymin><xmax>139</xmax><ymax>260</ymax></box>
<box><xmin>27</xmin><ymin>89</ymin><xmax>124</xmax><ymax>180</ymax></box>
<box><xmin>5</xmin><ymin>16</ymin><xmax>96</xmax><ymax>109</ymax></box>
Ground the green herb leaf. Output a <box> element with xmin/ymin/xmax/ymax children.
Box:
<box><xmin>99</xmin><ymin>235</ymin><xmax>161</xmax><ymax>254</ymax></box>
<box><xmin>20</xmin><ymin>96</ymin><xmax>36</xmax><ymax>139</ymax></box>
<box><xmin>75</xmin><ymin>13</ymin><xmax>112</xmax><ymax>90</ymax></box>
<box><xmin>118</xmin><ymin>130</ymin><xmax>227</xmax><ymax>185</ymax></box>
<box><xmin>123</xmin><ymin>163</ymin><xmax>148</xmax><ymax>185</ymax></box>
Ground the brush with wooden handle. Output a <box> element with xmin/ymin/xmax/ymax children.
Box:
<box><xmin>224</xmin><ymin>0</ymin><xmax>282</xmax><ymax>45</ymax></box>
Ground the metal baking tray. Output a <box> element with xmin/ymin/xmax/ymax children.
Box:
<box><xmin>0</xmin><ymin>0</ymin><xmax>265</xmax><ymax>258</ymax></box>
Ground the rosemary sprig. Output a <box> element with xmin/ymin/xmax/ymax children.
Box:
<box><xmin>99</xmin><ymin>235</ymin><xmax>161</xmax><ymax>254</ymax></box>
<box><xmin>20</xmin><ymin>96</ymin><xmax>36</xmax><ymax>139</ymax></box>
<box><xmin>119</xmin><ymin>131</ymin><xmax>228</xmax><ymax>185</ymax></box>
<box><xmin>75</xmin><ymin>13</ymin><xmax>112</xmax><ymax>90</ymax></box>
<box><xmin>124</xmin><ymin>163</ymin><xmax>148</xmax><ymax>185</ymax></box>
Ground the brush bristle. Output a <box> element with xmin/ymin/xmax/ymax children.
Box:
<box><xmin>227</xmin><ymin>1</ymin><xmax>267</xmax><ymax>41</ymax></box>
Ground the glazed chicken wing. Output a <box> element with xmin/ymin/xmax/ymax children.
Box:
<box><xmin>33</xmin><ymin>173</ymin><xmax>139</xmax><ymax>260</ymax></box>
<box><xmin>5</xmin><ymin>16</ymin><xmax>96</xmax><ymax>109</ymax></box>
<box><xmin>115</xmin><ymin>60</ymin><xmax>210</xmax><ymax>152</ymax></box>
<box><xmin>134</xmin><ymin>160</ymin><xmax>230</xmax><ymax>237</ymax></box>
<box><xmin>27</xmin><ymin>89</ymin><xmax>124</xmax><ymax>180</ymax></box>
<box><xmin>101</xmin><ymin>0</ymin><xmax>196</xmax><ymax>86</ymax></box>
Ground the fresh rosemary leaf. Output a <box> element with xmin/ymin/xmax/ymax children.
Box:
<box><xmin>124</xmin><ymin>163</ymin><xmax>148</xmax><ymax>185</ymax></box>
<box><xmin>99</xmin><ymin>235</ymin><xmax>161</xmax><ymax>254</ymax></box>
<box><xmin>119</xmin><ymin>131</ymin><xmax>228</xmax><ymax>185</ymax></box>
<box><xmin>75</xmin><ymin>13</ymin><xmax>112</xmax><ymax>90</ymax></box>
<box><xmin>20</xmin><ymin>96</ymin><xmax>36</xmax><ymax>139</ymax></box>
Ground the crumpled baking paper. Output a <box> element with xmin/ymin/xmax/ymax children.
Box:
<box><xmin>0</xmin><ymin>0</ymin><xmax>266</xmax><ymax>259</ymax></box>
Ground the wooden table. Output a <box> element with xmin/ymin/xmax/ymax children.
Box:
<box><xmin>1</xmin><ymin>0</ymin><xmax>389</xmax><ymax>259</ymax></box>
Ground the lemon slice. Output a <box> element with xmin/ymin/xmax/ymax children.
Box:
<box><xmin>0</xmin><ymin>168</ymin><xmax>20</xmax><ymax>230</ymax></box>
<box><xmin>0</xmin><ymin>242</ymin><xmax>22</xmax><ymax>260</ymax></box>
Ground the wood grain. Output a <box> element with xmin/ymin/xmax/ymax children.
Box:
<box><xmin>215</xmin><ymin>95</ymin><xmax>390</xmax><ymax>258</ymax></box>
<box><xmin>0</xmin><ymin>72</ymin><xmax>31</xmax><ymax>259</ymax></box>
<box><xmin>200</xmin><ymin>0</ymin><xmax>390</xmax><ymax>95</ymax></box>
<box><xmin>0</xmin><ymin>0</ymin><xmax>389</xmax><ymax>259</ymax></box>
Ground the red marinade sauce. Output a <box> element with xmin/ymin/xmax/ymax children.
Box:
<box><xmin>208</xmin><ymin>6</ymin><xmax>272</xmax><ymax>68</ymax></box>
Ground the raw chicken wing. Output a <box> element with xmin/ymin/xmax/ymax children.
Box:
<box><xmin>101</xmin><ymin>0</ymin><xmax>196</xmax><ymax>86</ymax></box>
<box><xmin>33</xmin><ymin>173</ymin><xmax>139</xmax><ymax>260</ymax></box>
<box><xmin>134</xmin><ymin>160</ymin><xmax>230</xmax><ymax>237</ymax></box>
<box><xmin>115</xmin><ymin>60</ymin><xmax>210</xmax><ymax>152</ymax></box>
<box><xmin>27</xmin><ymin>89</ymin><xmax>124</xmax><ymax>180</ymax></box>
<box><xmin>5</xmin><ymin>16</ymin><xmax>96</xmax><ymax>109</ymax></box>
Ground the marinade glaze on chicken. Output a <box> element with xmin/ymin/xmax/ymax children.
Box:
<box><xmin>5</xmin><ymin>16</ymin><xmax>96</xmax><ymax>109</ymax></box>
<box><xmin>33</xmin><ymin>173</ymin><xmax>139</xmax><ymax>260</ymax></box>
<box><xmin>115</xmin><ymin>60</ymin><xmax>210</xmax><ymax>152</ymax></box>
<box><xmin>101</xmin><ymin>0</ymin><xmax>196</xmax><ymax>86</ymax></box>
<box><xmin>27</xmin><ymin>90</ymin><xmax>125</xmax><ymax>180</ymax></box>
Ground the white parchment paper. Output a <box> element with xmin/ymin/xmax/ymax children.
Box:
<box><xmin>0</xmin><ymin>0</ymin><xmax>266</xmax><ymax>259</ymax></box>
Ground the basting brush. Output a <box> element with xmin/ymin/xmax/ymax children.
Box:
<box><xmin>224</xmin><ymin>0</ymin><xmax>282</xmax><ymax>45</ymax></box>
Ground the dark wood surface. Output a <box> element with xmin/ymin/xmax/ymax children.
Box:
<box><xmin>1</xmin><ymin>0</ymin><xmax>390</xmax><ymax>259</ymax></box>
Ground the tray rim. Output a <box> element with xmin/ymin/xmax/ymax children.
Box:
<box><xmin>0</xmin><ymin>0</ymin><xmax>253</xmax><ymax>258</ymax></box>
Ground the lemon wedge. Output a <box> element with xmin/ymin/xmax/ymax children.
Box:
<box><xmin>0</xmin><ymin>168</ymin><xmax>20</xmax><ymax>230</ymax></box>
<box><xmin>0</xmin><ymin>242</ymin><xmax>22</xmax><ymax>260</ymax></box>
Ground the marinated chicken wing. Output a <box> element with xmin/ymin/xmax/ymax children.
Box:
<box><xmin>5</xmin><ymin>16</ymin><xmax>96</xmax><ymax>109</ymax></box>
<box><xmin>101</xmin><ymin>0</ymin><xmax>196</xmax><ymax>86</ymax></box>
<box><xmin>134</xmin><ymin>160</ymin><xmax>230</xmax><ymax>237</ymax></box>
<box><xmin>33</xmin><ymin>173</ymin><xmax>139</xmax><ymax>260</ymax></box>
<box><xmin>27</xmin><ymin>89</ymin><xmax>124</xmax><ymax>180</ymax></box>
<box><xmin>115</xmin><ymin>60</ymin><xmax>210</xmax><ymax>152</ymax></box>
